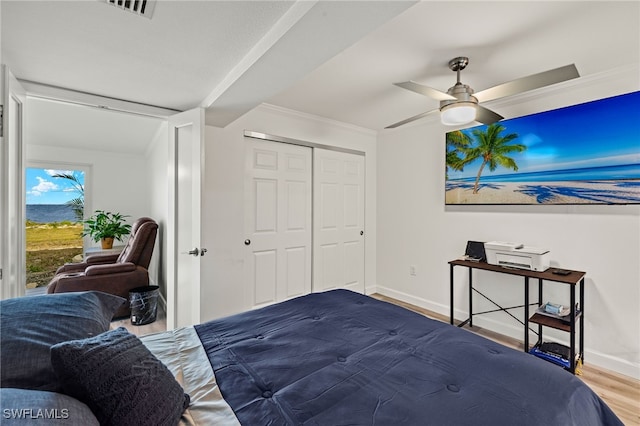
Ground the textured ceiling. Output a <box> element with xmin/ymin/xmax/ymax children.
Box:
<box><xmin>2</xmin><ymin>1</ymin><xmax>639</xmax><ymax>153</ymax></box>
<box><xmin>267</xmin><ymin>1</ymin><xmax>640</xmax><ymax>131</ymax></box>
<box><xmin>2</xmin><ymin>0</ymin><xmax>295</xmax><ymax>110</ymax></box>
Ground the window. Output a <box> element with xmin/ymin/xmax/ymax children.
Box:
<box><xmin>25</xmin><ymin>166</ymin><xmax>88</xmax><ymax>291</ymax></box>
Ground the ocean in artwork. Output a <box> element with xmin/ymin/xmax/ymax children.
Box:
<box><xmin>26</xmin><ymin>204</ymin><xmax>80</xmax><ymax>223</ymax></box>
<box><xmin>447</xmin><ymin>163</ymin><xmax>640</xmax><ymax>184</ymax></box>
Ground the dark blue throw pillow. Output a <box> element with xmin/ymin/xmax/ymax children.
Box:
<box><xmin>0</xmin><ymin>291</ymin><xmax>125</xmax><ymax>391</ymax></box>
<box><xmin>50</xmin><ymin>327</ymin><xmax>190</xmax><ymax>426</ymax></box>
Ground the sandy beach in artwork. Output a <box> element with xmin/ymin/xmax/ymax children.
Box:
<box><xmin>445</xmin><ymin>180</ymin><xmax>640</xmax><ymax>204</ymax></box>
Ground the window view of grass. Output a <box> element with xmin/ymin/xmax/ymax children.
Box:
<box><xmin>26</xmin><ymin>220</ymin><xmax>83</xmax><ymax>288</ymax></box>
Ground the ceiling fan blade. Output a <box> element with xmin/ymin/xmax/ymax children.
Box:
<box><xmin>475</xmin><ymin>105</ymin><xmax>504</xmax><ymax>125</ymax></box>
<box><xmin>385</xmin><ymin>109</ymin><xmax>439</xmax><ymax>129</ymax></box>
<box><xmin>474</xmin><ymin>64</ymin><xmax>579</xmax><ymax>103</ymax></box>
<box><xmin>394</xmin><ymin>81</ymin><xmax>456</xmax><ymax>101</ymax></box>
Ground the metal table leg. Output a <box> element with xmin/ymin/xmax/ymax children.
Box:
<box><xmin>450</xmin><ymin>264</ymin><xmax>454</xmax><ymax>325</ymax></box>
<box><xmin>580</xmin><ymin>277</ymin><xmax>584</xmax><ymax>364</ymax></box>
<box><xmin>569</xmin><ymin>283</ymin><xmax>576</xmax><ymax>373</ymax></box>
<box><xmin>468</xmin><ymin>267</ymin><xmax>473</xmax><ymax>327</ymax></box>
<box><xmin>524</xmin><ymin>276</ymin><xmax>529</xmax><ymax>351</ymax></box>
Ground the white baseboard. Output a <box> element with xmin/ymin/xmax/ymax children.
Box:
<box><xmin>374</xmin><ymin>285</ymin><xmax>640</xmax><ymax>381</ymax></box>
<box><xmin>585</xmin><ymin>351</ymin><xmax>640</xmax><ymax>380</ymax></box>
<box><xmin>364</xmin><ymin>284</ymin><xmax>378</xmax><ymax>296</ymax></box>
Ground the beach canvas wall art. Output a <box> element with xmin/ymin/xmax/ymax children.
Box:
<box><xmin>445</xmin><ymin>91</ymin><xmax>640</xmax><ymax>205</ymax></box>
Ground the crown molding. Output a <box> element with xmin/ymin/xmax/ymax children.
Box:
<box><xmin>259</xmin><ymin>103</ymin><xmax>377</xmax><ymax>137</ymax></box>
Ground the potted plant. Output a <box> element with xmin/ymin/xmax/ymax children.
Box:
<box><xmin>82</xmin><ymin>210</ymin><xmax>132</xmax><ymax>249</ymax></box>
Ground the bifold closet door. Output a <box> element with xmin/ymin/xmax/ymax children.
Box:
<box><xmin>244</xmin><ymin>139</ymin><xmax>312</xmax><ymax>309</ymax></box>
<box><xmin>313</xmin><ymin>149</ymin><xmax>365</xmax><ymax>294</ymax></box>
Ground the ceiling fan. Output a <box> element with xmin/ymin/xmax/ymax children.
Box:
<box><xmin>386</xmin><ymin>56</ymin><xmax>579</xmax><ymax>129</ymax></box>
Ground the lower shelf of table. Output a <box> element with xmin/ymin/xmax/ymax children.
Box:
<box><xmin>529</xmin><ymin>312</ymin><xmax>581</xmax><ymax>332</ymax></box>
<box><xmin>529</xmin><ymin>343</ymin><xmax>582</xmax><ymax>373</ymax></box>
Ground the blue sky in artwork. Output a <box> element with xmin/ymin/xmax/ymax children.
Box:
<box><xmin>447</xmin><ymin>91</ymin><xmax>640</xmax><ymax>180</ymax></box>
<box><xmin>26</xmin><ymin>168</ymin><xmax>85</xmax><ymax>205</ymax></box>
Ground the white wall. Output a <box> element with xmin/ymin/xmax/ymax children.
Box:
<box><xmin>201</xmin><ymin>104</ymin><xmax>377</xmax><ymax>321</ymax></box>
<box><xmin>377</xmin><ymin>65</ymin><xmax>640</xmax><ymax>379</ymax></box>
<box><xmin>145</xmin><ymin>122</ymin><xmax>169</xmax><ymax>294</ymax></box>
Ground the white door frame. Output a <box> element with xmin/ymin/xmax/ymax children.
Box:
<box><xmin>167</xmin><ymin>108</ymin><xmax>204</xmax><ymax>329</ymax></box>
<box><xmin>0</xmin><ymin>65</ymin><xmax>26</xmax><ymax>300</ymax></box>
<box><xmin>244</xmin><ymin>131</ymin><xmax>364</xmax><ymax>158</ymax></box>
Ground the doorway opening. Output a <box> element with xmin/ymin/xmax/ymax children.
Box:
<box><xmin>25</xmin><ymin>166</ymin><xmax>87</xmax><ymax>292</ymax></box>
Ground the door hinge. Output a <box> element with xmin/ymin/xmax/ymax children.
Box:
<box><xmin>0</xmin><ymin>268</ymin><xmax>3</xmax><ymax>280</ymax></box>
<box><xmin>0</xmin><ymin>105</ymin><xmax>4</xmax><ymax>137</ymax></box>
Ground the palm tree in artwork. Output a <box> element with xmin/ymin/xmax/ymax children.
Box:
<box><xmin>445</xmin><ymin>130</ymin><xmax>471</xmax><ymax>180</ymax></box>
<box><xmin>461</xmin><ymin>123</ymin><xmax>526</xmax><ymax>194</ymax></box>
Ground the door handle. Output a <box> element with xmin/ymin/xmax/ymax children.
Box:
<box><xmin>244</xmin><ymin>239</ymin><xmax>251</xmax><ymax>246</ymax></box>
<box><xmin>187</xmin><ymin>248</ymin><xmax>199</xmax><ymax>257</ymax></box>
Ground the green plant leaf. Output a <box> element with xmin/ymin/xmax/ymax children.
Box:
<box><xmin>81</xmin><ymin>210</ymin><xmax>131</xmax><ymax>242</ymax></box>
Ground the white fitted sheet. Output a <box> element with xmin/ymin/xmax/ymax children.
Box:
<box><xmin>140</xmin><ymin>326</ymin><xmax>240</xmax><ymax>426</ymax></box>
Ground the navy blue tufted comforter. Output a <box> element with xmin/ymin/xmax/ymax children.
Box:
<box><xmin>195</xmin><ymin>290</ymin><xmax>621</xmax><ymax>426</ymax></box>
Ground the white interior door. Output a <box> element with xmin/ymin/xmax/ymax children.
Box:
<box><xmin>167</xmin><ymin>108</ymin><xmax>204</xmax><ymax>329</ymax></box>
<box><xmin>244</xmin><ymin>139</ymin><xmax>312</xmax><ymax>309</ymax></box>
<box><xmin>0</xmin><ymin>66</ymin><xmax>26</xmax><ymax>300</ymax></box>
<box><xmin>313</xmin><ymin>149</ymin><xmax>365</xmax><ymax>294</ymax></box>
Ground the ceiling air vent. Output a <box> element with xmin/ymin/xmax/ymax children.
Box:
<box><xmin>102</xmin><ymin>0</ymin><xmax>156</xmax><ymax>19</ymax></box>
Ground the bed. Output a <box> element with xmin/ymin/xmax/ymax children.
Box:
<box><xmin>0</xmin><ymin>290</ymin><xmax>622</xmax><ymax>425</ymax></box>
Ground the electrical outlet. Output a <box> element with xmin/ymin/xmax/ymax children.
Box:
<box><xmin>409</xmin><ymin>265</ymin><xmax>416</xmax><ymax>276</ymax></box>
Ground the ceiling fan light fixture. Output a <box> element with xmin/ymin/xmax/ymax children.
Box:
<box><xmin>440</xmin><ymin>102</ymin><xmax>476</xmax><ymax>126</ymax></box>
<box><xmin>389</xmin><ymin>57</ymin><xmax>578</xmax><ymax>129</ymax></box>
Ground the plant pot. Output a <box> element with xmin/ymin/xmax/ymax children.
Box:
<box><xmin>101</xmin><ymin>237</ymin><xmax>114</xmax><ymax>249</ymax></box>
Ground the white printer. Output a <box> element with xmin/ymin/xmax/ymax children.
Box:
<box><xmin>484</xmin><ymin>241</ymin><xmax>550</xmax><ymax>272</ymax></box>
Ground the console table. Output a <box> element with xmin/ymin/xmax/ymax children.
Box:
<box><xmin>449</xmin><ymin>259</ymin><xmax>585</xmax><ymax>374</ymax></box>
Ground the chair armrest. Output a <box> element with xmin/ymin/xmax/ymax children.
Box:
<box><xmin>56</xmin><ymin>262</ymin><xmax>88</xmax><ymax>274</ymax></box>
<box><xmin>85</xmin><ymin>262</ymin><xmax>136</xmax><ymax>276</ymax></box>
<box><xmin>54</xmin><ymin>253</ymin><xmax>118</xmax><ymax>274</ymax></box>
<box><xmin>86</xmin><ymin>253</ymin><xmax>120</xmax><ymax>264</ymax></box>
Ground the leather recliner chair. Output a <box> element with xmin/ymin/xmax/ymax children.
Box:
<box><xmin>47</xmin><ymin>217</ymin><xmax>158</xmax><ymax>318</ymax></box>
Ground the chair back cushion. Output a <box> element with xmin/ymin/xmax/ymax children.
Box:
<box><xmin>117</xmin><ymin>217</ymin><xmax>158</xmax><ymax>268</ymax></box>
